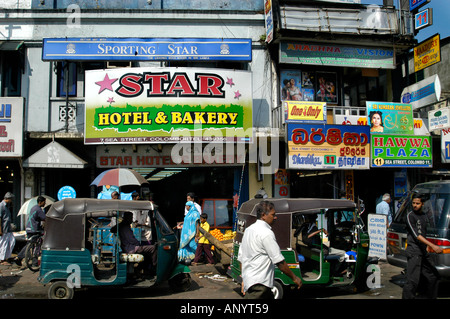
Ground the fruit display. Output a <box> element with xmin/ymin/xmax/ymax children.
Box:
<box><xmin>209</xmin><ymin>229</ymin><xmax>236</xmax><ymax>241</ymax></box>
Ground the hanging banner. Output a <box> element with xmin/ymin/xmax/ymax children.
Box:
<box><xmin>366</xmin><ymin>101</ymin><xmax>414</xmax><ymax>135</ymax></box>
<box><xmin>287</xmin><ymin>123</ymin><xmax>370</xmax><ymax>170</ymax></box>
<box><xmin>84</xmin><ymin>67</ymin><xmax>253</xmax><ymax>144</ymax></box>
<box><xmin>371</xmin><ymin>135</ymin><xmax>432</xmax><ymax>168</ymax></box>
<box><xmin>401</xmin><ymin>74</ymin><xmax>441</xmax><ymax>110</ymax></box>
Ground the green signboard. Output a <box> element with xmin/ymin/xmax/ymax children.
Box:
<box><xmin>371</xmin><ymin>135</ymin><xmax>432</xmax><ymax>167</ymax></box>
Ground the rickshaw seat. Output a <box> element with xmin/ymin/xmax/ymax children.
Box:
<box><xmin>120</xmin><ymin>253</ymin><xmax>144</xmax><ymax>263</ymax></box>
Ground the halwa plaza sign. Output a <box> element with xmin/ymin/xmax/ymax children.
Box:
<box><xmin>84</xmin><ymin>67</ymin><xmax>253</xmax><ymax>144</ymax></box>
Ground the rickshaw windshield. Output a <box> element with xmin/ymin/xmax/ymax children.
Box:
<box><xmin>155</xmin><ymin>210</ymin><xmax>174</xmax><ymax>236</ymax></box>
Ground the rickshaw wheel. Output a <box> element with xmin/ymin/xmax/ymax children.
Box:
<box><xmin>271</xmin><ymin>281</ymin><xmax>284</xmax><ymax>299</ymax></box>
<box><xmin>169</xmin><ymin>273</ymin><xmax>192</xmax><ymax>292</ymax></box>
<box><xmin>48</xmin><ymin>281</ymin><xmax>74</xmax><ymax>299</ymax></box>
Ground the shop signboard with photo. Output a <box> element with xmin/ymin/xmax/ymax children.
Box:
<box><xmin>84</xmin><ymin>67</ymin><xmax>253</xmax><ymax>144</ymax></box>
<box><xmin>366</xmin><ymin>101</ymin><xmax>414</xmax><ymax>135</ymax></box>
<box><xmin>371</xmin><ymin>135</ymin><xmax>432</xmax><ymax>168</ymax></box>
<box><xmin>287</xmin><ymin>123</ymin><xmax>370</xmax><ymax>170</ymax></box>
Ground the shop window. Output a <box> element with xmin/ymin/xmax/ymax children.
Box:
<box><xmin>1</xmin><ymin>52</ymin><xmax>22</xmax><ymax>96</ymax></box>
<box><xmin>57</xmin><ymin>62</ymin><xmax>77</xmax><ymax>97</ymax></box>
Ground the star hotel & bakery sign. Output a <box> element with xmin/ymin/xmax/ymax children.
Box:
<box><xmin>84</xmin><ymin>67</ymin><xmax>253</xmax><ymax>144</ymax></box>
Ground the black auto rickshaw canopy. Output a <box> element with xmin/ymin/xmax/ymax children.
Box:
<box><xmin>236</xmin><ymin>198</ymin><xmax>356</xmax><ymax>249</ymax></box>
<box><xmin>43</xmin><ymin>198</ymin><xmax>155</xmax><ymax>251</ymax></box>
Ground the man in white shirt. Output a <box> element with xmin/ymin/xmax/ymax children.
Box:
<box><xmin>238</xmin><ymin>201</ymin><xmax>302</xmax><ymax>299</ymax></box>
<box><xmin>376</xmin><ymin>193</ymin><xmax>392</xmax><ymax>227</ymax></box>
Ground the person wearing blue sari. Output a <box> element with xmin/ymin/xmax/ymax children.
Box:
<box><xmin>178</xmin><ymin>201</ymin><xmax>200</xmax><ymax>264</ymax></box>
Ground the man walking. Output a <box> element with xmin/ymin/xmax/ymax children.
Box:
<box><xmin>402</xmin><ymin>193</ymin><xmax>442</xmax><ymax>299</ymax></box>
<box><xmin>238</xmin><ymin>200</ymin><xmax>302</xmax><ymax>299</ymax></box>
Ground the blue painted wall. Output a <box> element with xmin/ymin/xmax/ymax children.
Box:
<box><xmin>32</xmin><ymin>0</ymin><xmax>263</xmax><ymax>11</ymax></box>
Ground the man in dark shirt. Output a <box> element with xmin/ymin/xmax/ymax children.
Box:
<box><xmin>117</xmin><ymin>212</ymin><xmax>156</xmax><ymax>274</ymax></box>
<box><xmin>402</xmin><ymin>193</ymin><xmax>443</xmax><ymax>299</ymax></box>
<box><xmin>14</xmin><ymin>196</ymin><xmax>47</xmax><ymax>266</ymax></box>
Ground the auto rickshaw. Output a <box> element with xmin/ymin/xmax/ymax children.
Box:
<box><xmin>227</xmin><ymin>198</ymin><xmax>378</xmax><ymax>299</ymax></box>
<box><xmin>38</xmin><ymin>198</ymin><xmax>191</xmax><ymax>299</ymax></box>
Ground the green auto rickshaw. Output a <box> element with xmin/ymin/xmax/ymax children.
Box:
<box><xmin>38</xmin><ymin>198</ymin><xmax>191</xmax><ymax>299</ymax></box>
<box><xmin>227</xmin><ymin>198</ymin><xmax>378</xmax><ymax>299</ymax></box>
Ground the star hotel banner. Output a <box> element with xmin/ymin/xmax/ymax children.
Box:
<box><xmin>279</xmin><ymin>42</ymin><xmax>395</xmax><ymax>69</ymax></box>
<box><xmin>371</xmin><ymin>135</ymin><xmax>432</xmax><ymax>168</ymax></box>
<box><xmin>84</xmin><ymin>67</ymin><xmax>253</xmax><ymax>144</ymax></box>
<box><xmin>287</xmin><ymin>123</ymin><xmax>370</xmax><ymax>170</ymax></box>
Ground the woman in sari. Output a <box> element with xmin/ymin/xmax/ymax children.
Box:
<box><xmin>178</xmin><ymin>201</ymin><xmax>200</xmax><ymax>264</ymax></box>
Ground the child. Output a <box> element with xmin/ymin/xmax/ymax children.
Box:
<box><xmin>192</xmin><ymin>213</ymin><xmax>215</xmax><ymax>265</ymax></box>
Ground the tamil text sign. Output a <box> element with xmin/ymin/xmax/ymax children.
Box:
<box><xmin>287</xmin><ymin>123</ymin><xmax>370</xmax><ymax>170</ymax></box>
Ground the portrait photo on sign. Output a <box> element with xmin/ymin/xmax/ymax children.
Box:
<box><xmin>315</xmin><ymin>72</ymin><xmax>337</xmax><ymax>104</ymax></box>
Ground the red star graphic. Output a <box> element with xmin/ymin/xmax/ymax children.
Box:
<box><xmin>95</xmin><ymin>74</ymin><xmax>118</xmax><ymax>94</ymax></box>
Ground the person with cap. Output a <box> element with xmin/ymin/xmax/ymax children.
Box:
<box><xmin>0</xmin><ymin>192</ymin><xmax>15</xmax><ymax>265</ymax></box>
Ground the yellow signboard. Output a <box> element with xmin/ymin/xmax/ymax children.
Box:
<box><xmin>285</xmin><ymin>101</ymin><xmax>326</xmax><ymax>123</ymax></box>
<box><xmin>414</xmin><ymin>34</ymin><xmax>440</xmax><ymax>72</ymax></box>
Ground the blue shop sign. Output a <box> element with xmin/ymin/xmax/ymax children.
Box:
<box><xmin>42</xmin><ymin>38</ymin><xmax>252</xmax><ymax>61</ymax></box>
<box><xmin>410</xmin><ymin>0</ymin><xmax>430</xmax><ymax>11</ymax></box>
<box><xmin>57</xmin><ymin>186</ymin><xmax>77</xmax><ymax>200</ymax></box>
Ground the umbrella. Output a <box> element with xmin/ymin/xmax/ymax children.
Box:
<box><xmin>90</xmin><ymin>168</ymin><xmax>148</xmax><ymax>187</ymax></box>
<box><xmin>17</xmin><ymin>195</ymin><xmax>55</xmax><ymax>217</ymax></box>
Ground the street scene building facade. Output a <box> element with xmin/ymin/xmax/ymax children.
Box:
<box><xmin>0</xmin><ymin>0</ymin><xmax>448</xmax><ymax>229</ymax></box>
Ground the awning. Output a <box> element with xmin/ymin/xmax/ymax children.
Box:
<box><xmin>23</xmin><ymin>141</ymin><xmax>88</xmax><ymax>168</ymax></box>
<box><xmin>0</xmin><ymin>41</ymin><xmax>24</xmax><ymax>51</ymax></box>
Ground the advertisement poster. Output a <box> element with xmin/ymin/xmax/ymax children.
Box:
<box><xmin>274</xmin><ymin>169</ymin><xmax>290</xmax><ymax>198</ymax></box>
<box><xmin>441</xmin><ymin>128</ymin><xmax>450</xmax><ymax>163</ymax></box>
<box><xmin>414</xmin><ymin>34</ymin><xmax>440</xmax><ymax>72</ymax></box>
<box><xmin>371</xmin><ymin>135</ymin><xmax>432</xmax><ymax>167</ymax></box>
<box><xmin>0</xmin><ymin>97</ymin><xmax>24</xmax><ymax>157</ymax></box>
<box><xmin>316</xmin><ymin>72</ymin><xmax>337</xmax><ymax>104</ymax></box>
<box><xmin>287</xmin><ymin>123</ymin><xmax>370</xmax><ymax>170</ymax></box>
<box><xmin>284</xmin><ymin>101</ymin><xmax>326</xmax><ymax>123</ymax></box>
<box><xmin>366</xmin><ymin>101</ymin><xmax>414</xmax><ymax>135</ymax></box>
<box><xmin>368</xmin><ymin>214</ymin><xmax>387</xmax><ymax>260</ymax></box>
<box><xmin>84</xmin><ymin>67</ymin><xmax>253</xmax><ymax>144</ymax></box>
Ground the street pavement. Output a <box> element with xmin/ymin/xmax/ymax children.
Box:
<box><xmin>0</xmin><ymin>259</ymin><xmax>449</xmax><ymax>300</ymax></box>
